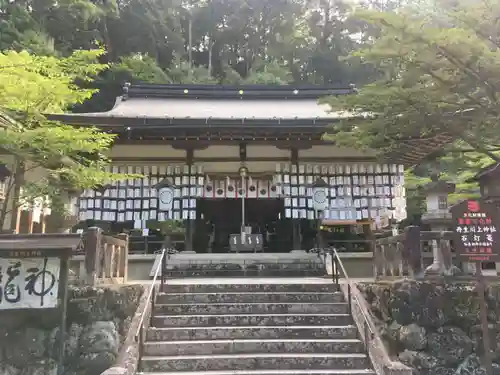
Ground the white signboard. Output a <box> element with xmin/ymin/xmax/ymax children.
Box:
<box><xmin>0</xmin><ymin>257</ymin><xmax>60</xmax><ymax>310</ymax></box>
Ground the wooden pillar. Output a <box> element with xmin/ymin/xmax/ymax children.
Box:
<box><xmin>83</xmin><ymin>227</ymin><xmax>102</xmax><ymax>285</ymax></box>
<box><xmin>185</xmin><ymin>149</ymin><xmax>195</xmax><ymax>252</ymax></box>
<box><xmin>9</xmin><ymin>164</ymin><xmax>23</xmax><ymax>233</ymax></box>
<box><xmin>363</xmin><ymin>222</ymin><xmax>375</xmax><ymax>254</ymax></box>
<box><xmin>291</xmin><ymin>148</ymin><xmax>301</xmax><ymax>250</ymax></box>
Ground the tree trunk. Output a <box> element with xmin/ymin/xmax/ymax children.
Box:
<box><xmin>208</xmin><ymin>33</ymin><xmax>213</xmax><ymax>76</ymax></box>
<box><xmin>188</xmin><ymin>16</ymin><xmax>193</xmax><ymax>72</ymax></box>
<box><xmin>1</xmin><ymin>159</ymin><xmax>24</xmax><ymax>232</ymax></box>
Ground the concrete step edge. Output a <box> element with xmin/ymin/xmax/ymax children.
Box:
<box><xmin>153</xmin><ymin>313</ymin><xmax>351</xmax><ymax>318</ymax></box>
<box><xmin>137</xmin><ymin>370</ymin><xmax>375</xmax><ymax>375</ymax></box>
<box><xmin>158</xmin><ymin>292</ymin><xmax>342</xmax><ymax>296</ymax></box>
<box><xmin>162</xmin><ymin>279</ymin><xmax>333</xmax><ymax>284</ymax></box>
<box><xmin>144</xmin><ymin>338</ymin><xmax>363</xmax><ymax>345</ymax></box>
<box><xmin>155</xmin><ymin>302</ymin><xmax>348</xmax><ymax>306</ymax></box>
<box><xmin>149</xmin><ymin>325</ymin><xmax>356</xmax><ymax>330</ymax></box>
<box><xmin>141</xmin><ymin>353</ymin><xmax>368</xmax><ymax>360</ymax></box>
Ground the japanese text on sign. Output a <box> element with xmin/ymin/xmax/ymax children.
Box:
<box><xmin>452</xmin><ymin>200</ymin><xmax>500</xmax><ymax>262</ymax></box>
<box><xmin>0</xmin><ymin>257</ymin><xmax>60</xmax><ymax>310</ymax></box>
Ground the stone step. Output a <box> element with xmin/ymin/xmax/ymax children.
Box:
<box><xmin>154</xmin><ymin>302</ymin><xmax>349</xmax><ymax>315</ymax></box>
<box><xmin>138</xmin><ymin>370</ymin><xmax>375</xmax><ymax>375</ymax></box>
<box><xmin>161</xmin><ymin>283</ymin><xmax>337</xmax><ymax>294</ymax></box>
<box><xmin>146</xmin><ymin>325</ymin><xmax>359</xmax><ymax>341</ymax></box>
<box><xmin>163</xmin><ymin>270</ymin><xmax>327</xmax><ymax>278</ymax></box>
<box><xmin>157</xmin><ymin>292</ymin><xmax>344</xmax><ymax>304</ymax></box>
<box><xmin>140</xmin><ymin>353</ymin><xmax>370</xmax><ymax>372</ymax></box>
<box><xmin>152</xmin><ymin>313</ymin><xmax>352</xmax><ymax>327</ymax></box>
<box><xmin>143</xmin><ymin>338</ymin><xmax>365</xmax><ymax>356</ymax></box>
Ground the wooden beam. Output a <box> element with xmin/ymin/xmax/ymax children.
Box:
<box><xmin>170</xmin><ymin>142</ymin><xmax>210</xmax><ymax>150</ymax></box>
<box><xmin>110</xmin><ymin>155</ymin><xmax>377</xmax><ymax>163</ymax></box>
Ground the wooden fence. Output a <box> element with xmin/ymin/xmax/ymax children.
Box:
<box><xmin>82</xmin><ymin>227</ymin><xmax>129</xmax><ymax>285</ymax></box>
<box><xmin>0</xmin><ymin>228</ymin><xmax>130</xmax><ymax>285</ymax></box>
<box><xmin>373</xmin><ymin>225</ymin><xmax>493</xmax><ymax>280</ymax></box>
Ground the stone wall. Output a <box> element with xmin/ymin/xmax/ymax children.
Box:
<box><xmin>359</xmin><ymin>280</ymin><xmax>500</xmax><ymax>375</ymax></box>
<box><xmin>0</xmin><ymin>284</ymin><xmax>143</xmax><ymax>375</ymax></box>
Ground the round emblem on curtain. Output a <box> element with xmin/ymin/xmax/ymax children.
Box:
<box><xmin>159</xmin><ymin>188</ymin><xmax>173</xmax><ymax>204</ymax></box>
<box><xmin>313</xmin><ymin>189</ymin><xmax>327</xmax><ymax>204</ymax></box>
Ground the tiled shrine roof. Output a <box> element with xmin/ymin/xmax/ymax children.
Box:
<box><xmin>50</xmin><ymin>83</ymin><xmax>355</xmax><ymax>125</ymax></box>
<box><xmin>48</xmin><ymin>83</ymin><xmax>456</xmax><ymax>166</ymax></box>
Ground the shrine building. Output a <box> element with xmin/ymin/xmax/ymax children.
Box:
<box><xmin>2</xmin><ymin>84</ymin><xmax>455</xmax><ymax>276</ymax></box>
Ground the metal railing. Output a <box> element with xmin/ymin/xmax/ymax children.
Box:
<box><xmin>330</xmin><ymin>247</ymin><xmax>371</xmax><ymax>352</ymax></box>
<box><xmin>320</xmin><ymin>246</ymin><xmax>409</xmax><ymax>374</ymax></box>
<box><xmin>134</xmin><ymin>247</ymin><xmax>167</xmax><ymax>373</ymax></box>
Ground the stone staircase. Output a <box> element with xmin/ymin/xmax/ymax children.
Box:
<box><xmin>138</xmin><ymin>282</ymin><xmax>375</xmax><ymax>375</ymax></box>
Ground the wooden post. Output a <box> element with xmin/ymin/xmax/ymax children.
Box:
<box><xmin>404</xmin><ymin>226</ymin><xmax>423</xmax><ymax>278</ymax></box>
<box><xmin>40</xmin><ymin>213</ymin><xmax>46</xmax><ymax>234</ymax></box>
<box><xmin>14</xmin><ymin>206</ymin><xmax>21</xmax><ymax>234</ymax></box>
<box><xmin>57</xmin><ymin>254</ymin><xmax>70</xmax><ymax>375</ymax></box>
<box><xmin>27</xmin><ymin>209</ymin><xmax>34</xmax><ymax>234</ymax></box>
<box><xmin>117</xmin><ymin>233</ymin><xmax>129</xmax><ymax>283</ymax></box>
<box><xmin>83</xmin><ymin>227</ymin><xmax>102</xmax><ymax>286</ymax></box>
<box><xmin>291</xmin><ymin>148</ymin><xmax>301</xmax><ymax>251</ymax></box>
<box><xmin>440</xmin><ymin>234</ymin><xmax>452</xmax><ymax>271</ymax></box>
<box><xmin>373</xmin><ymin>242</ymin><xmax>381</xmax><ymax>279</ymax></box>
<box><xmin>477</xmin><ymin>261</ymin><xmax>493</xmax><ymax>375</ymax></box>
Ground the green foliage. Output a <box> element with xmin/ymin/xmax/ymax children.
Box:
<box><xmin>108</xmin><ymin>54</ymin><xmax>172</xmax><ymax>84</ymax></box>
<box><xmin>324</xmin><ymin>1</ymin><xmax>500</xmax><ymax>158</ymax></box>
<box><xmin>148</xmin><ymin>219</ymin><xmax>185</xmax><ymax>235</ymax></box>
<box><xmin>320</xmin><ymin>0</ymin><xmax>500</xmax><ymax>219</ymax></box>
<box><xmin>0</xmin><ymin>49</ymin><xmax>106</xmax><ymax>113</ymax></box>
<box><xmin>168</xmin><ymin>56</ymin><xmax>217</xmax><ymax>84</ymax></box>
<box><xmin>0</xmin><ymin>48</ymin><xmax>131</xmax><ymax>224</ymax></box>
<box><xmin>0</xmin><ymin>0</ymin><xmax>376</xmax><ymax>86</ymax></box>
<box><xmin>244</xmin><ymin>61</ymin><xmax>293</xmax><ymax>85</ymax></box>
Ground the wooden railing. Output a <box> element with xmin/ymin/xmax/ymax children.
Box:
<box><xmin>83</xmin><ymin>227</ymin><xmax>129</xmax><ymax>285</ymax></box>
<box><xmin>373</xmin><ymin>225</ymin><xmax>460</xmax><ymax>280</ymax></box>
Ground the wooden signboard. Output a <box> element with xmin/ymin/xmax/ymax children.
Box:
<box><xmin>451</xmin><ymin>199</ymin><xmax>500</xmax><ymax>262</ymax></box>
<box><xmin>450</xmin><ymin>199</ymin><xmax>499</xmax><ymax>375</ymax></box>
<box><xmin>0</xmin><ymin>257</ymin><xmax>60</xmax><ymax>309</ymax></box>
<box><xmin>0</xmin><ymin>234</ymin><xmax>78</xmax><ymax>375</ymax></box>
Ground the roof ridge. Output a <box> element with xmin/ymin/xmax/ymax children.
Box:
<box><xmin>122</xmin><ymin>83</ymin><xmax>356</xmax><ymax>100</ymax></box>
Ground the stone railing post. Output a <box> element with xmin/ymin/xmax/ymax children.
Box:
<box><xmin>439</xmin><ymin>232</ymin><xmax>461</xmax><ymax>276</ymax></box>
<box><xmin>83</xmin><ymin>227</ymin><xmax>103</xmax><ymax>286</ymax></box>
<box><xmin>404</xmin><ymin>226</ymin><xmax>423</xmax><ymax>278</ymax></box>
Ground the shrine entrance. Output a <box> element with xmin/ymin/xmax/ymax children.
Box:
<box><xmin>195</xmin><ymin>198</ymin><xmax>291</xmax><ymax>253</ymax></box>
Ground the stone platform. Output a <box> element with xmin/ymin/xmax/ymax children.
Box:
<box><xmin>149</xmin><ymin>252</ymin><xmax>326</xmax><ymax>278</ymax></box>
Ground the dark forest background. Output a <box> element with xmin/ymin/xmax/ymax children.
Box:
<box><xmin>0</xmin><ymin>0</ymin><xmax>402</xmax><ymax>111</ymax></box>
